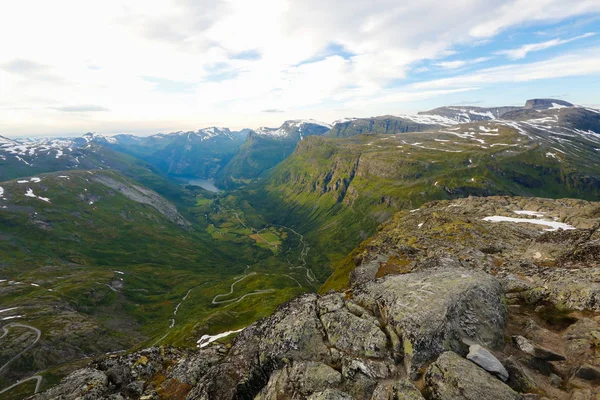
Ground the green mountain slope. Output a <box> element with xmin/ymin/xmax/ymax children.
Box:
<box><xmin>218</xmin><ymin>120</ymin><xmax>331</xmax><ymax>188</ymax></box>
<box><xmin>232</xmin><ymin>103</ymin><xmax>600</xmax><ymax>285</ymax></box>
<box><xmin>0</xmin><ymin>170</ymin><xmax>311</xmax><ymax>393</ymax></box>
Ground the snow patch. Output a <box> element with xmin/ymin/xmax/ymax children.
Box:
<box><xmin>482</xmin><ymin>216</ymin><xmax>575</xmax><ymax>231</ymax></box>
<box><xmin>197</xmin><ymin>328</ymin><xmax>245</xmax><ymax>348</ymax></box>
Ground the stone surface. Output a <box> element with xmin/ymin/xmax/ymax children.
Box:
<box><xmin>575</xmin><ymin>364</ymin><xmax>600</xmax><ymax>382</ymax></box>
<box><xmin>255</xmin><ymin>361</ymin><xmax>342</xmax><ymax>399</ymax></box>
<box><xmin>354</xmin><ymin>268</ymin><xmax>507</xmax><ymax>376</ymax></box>
<box><xmin>424</xmin><ymin>352</ymin><xmax>523</xmax><ymax>400</ymax></box>
<box><xmin>467</xmin><ymin>344</ymin><xmax>509</xmax><ymax>381</ymax></box>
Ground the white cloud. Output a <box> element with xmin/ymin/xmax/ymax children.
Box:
<box><xmin>0</xmin><ymin>0</ymin><xmax>599</xmax><ymax>135</ymax></box>
<box><xmin>469</xmin><ymin>0</ymin><xmax>600</xmax><ymax>38</ymax></box>
<box><xmin>435</xmin><ymin>57</ymin><xmax>492</xmax><ymax>69</ymax></box>
<box><xmin>412</xmin><ymin>48</ymin><xmax>600</xmax><ymax>89</ymax></box>
<box><xmin>497</xmin><ymin>32</ymin><xmax>596</xmax><ymax>59</ymax></box>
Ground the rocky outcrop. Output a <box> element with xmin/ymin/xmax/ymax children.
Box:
<box><xmin>424</xmin><ymin>352</ymin><xmax>522</xmax><ymax>400</ymax></box>
<box><xmin>353</xmin><ymin>268</ymin><xmax>506</xmax><ymax>377</ymax></box>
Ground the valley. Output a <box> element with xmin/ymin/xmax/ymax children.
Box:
<box><xmin>1</xmin><ymin>98</ymin><xmax>599</xmax><ymax>398</ymax></box>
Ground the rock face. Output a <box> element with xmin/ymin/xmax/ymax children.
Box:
<box><xmin>353</xmin><ymin>268</ymin><xmax>507</xmax><ymax>376</ymax></box>
<box><xmin>424</xmin><ymin>351</ymin><xmax>522</xmax><ymax>400</ymax></box>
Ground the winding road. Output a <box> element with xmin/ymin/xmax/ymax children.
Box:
<box><xmin>211</xmin><ymin>272</ymin><xmax>276</xmax><ymax>305</ymax></box>
<box><xmin>0</xmin><ymin>323</ymin><xmax>43</xmax><ymax>395</ymax></box>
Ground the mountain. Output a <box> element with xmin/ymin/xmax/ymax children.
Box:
<box><xmin>0</xmin><ymin>169</ymin><xmax>315</xmax><ymax>396</ymax></box>
<box><xmin>3</xmin><ymin>97</ymin><xmax>600</xmax><ymax>399</ymax></box>
<box><xmin>234</xmin><ymin>99</ymin><xmax>600</xmax><ymax>278</ymax></box>
<box><xmin>87</xmin><ymin>128</ymin><xmax>248</xmax><ymax>179</ymax></box>
<box><xmin>326</xmin><ymin>115</ymin><xmax>450</xmax><ymax>138</ymax></box>
<box><xmin>31</xmin><ymin>195</ymin><xmax>600</xmax><ymax>400</ymax></box>
<box><xmin>217</xmin><ymin>120</ymin><xmax>331</xmax><ymax>187</ymax></box>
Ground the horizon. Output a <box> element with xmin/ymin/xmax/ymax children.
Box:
<box><xmin>3</xmin><ymin>97</ymin><xmax>600</xmax><ymax>139</ymax></box>
<box><xmin>1</xmin><ymin>1</ymin><xmax>600</xmax><ymax>137</ymax></box>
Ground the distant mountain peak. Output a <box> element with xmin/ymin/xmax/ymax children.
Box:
<box><xmin>524</xmin><ymin>98</ymin><xmax>574</xmax><ymax>110</ymax></box>
<box><xmin>254</xmin><ymin>119</ymin><xmax>332</xmax><ymax>138</ymax></box>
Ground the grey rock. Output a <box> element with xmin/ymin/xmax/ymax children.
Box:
<box><xmin>255</xmin><ymin>361</ymin><xmax>342</xmax><ymax>399</ymax></box>
<box><xmin>32</xmin><ymin>368</ymin><xmax>108</xmax><ymax>400</ymax></box>
<box><xmin>512</xmin><ymin>335</ymin><xmax>566</xmax><ymax>361</ymax></box>
<box><xmin>187</xmin><ymin>293</ymin><xmax>331</xmax><ymax>399</ymax></box>
<box><xmin>354</xmin><ymin>268</ymin><xmax>506</xmax><ymax>376</ymax></box>
<box><xmin>504</xmin><ymin>356</ymin><xmax>538</xmax><ymax>393</ymax></box>
<box><xmin>320</xmin><ymin>305</ymin><xmax>389</xmax><ymax>358</ymax></box>
<box><xmin>549</xmin><ymin>373</ymin><xmax>562</xmax><ymax>387</ymax></box>
<box><xmin>424</xmin><ymin>352</ymin><xmax>523</xmax><ymax>400</ymax></box>
<box><xmin>308</xmin><ymin>388</ymin><xmax>355</xmax><ymax>400</ymax></box>
<box><xmin>466</xmin><ymin>344</ymin><xmax>509</xmax><ymax>381</ymax></box>
<box><xmin>317</xmin><ymin>292</ymin><xmax>345</xmax><ymax>314</ymax></box>
<box><xmin>575</xmin><ymin>363</ymin><xmax>600</xmax><ymax>382</ymax></box>
<box><xmin>126</xmin><ymin>380</ymin><xmax>145</xmax><ymax>397</ymax></box>
<box><xmin>370</xmin><ymin>379</ymin><xmax>424</xmax><ymax>400</ymax></box>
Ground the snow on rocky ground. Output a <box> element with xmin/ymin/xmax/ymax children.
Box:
<box><xmin>24</xmin><ymin>188</ymin><xmax>50</xmax><ymax>203</ymax></box>
<box><xmin>482</xmin><ymin>216</ymin><xmax>575</xmax><ymax>231</ymax></box>
<box><xmin>197</xmin><ymin>328</ymin><xmax>245</xmax><ymax>348</ymax></box>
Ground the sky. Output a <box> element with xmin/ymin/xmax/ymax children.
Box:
<box><xmin>1</xmin><ymin>0</ymin><xmax>600</xmax><ymax>137</ymax></box>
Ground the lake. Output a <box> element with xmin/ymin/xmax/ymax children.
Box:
<box><xmin>186</xmin><ymin>179</ymin><xmax>220</xmax><ymax>193</ymax></box>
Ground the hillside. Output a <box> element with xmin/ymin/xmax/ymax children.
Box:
<box><xmin>218</xmin><ymin>120</ymin><xmax>331</xmax><ymax>188</ymax></box>
<box><xmin>94</xmin><ymin>128</ymin><xmax>247</xmax><ymax>179</ymax></box>
<box><xmin>233</xmin><ymin>100</ymin><xmax>600</xmax><ymax>278</ymax></box>
<box><xmin>30</xmin><ymin>195</ymin><xmax>600</xmax><ymax>399</ymax></box>
<box><xmin>0</xmin><ymin>170</ymin><xmax>313</xmax><ymax>396</ymax></box>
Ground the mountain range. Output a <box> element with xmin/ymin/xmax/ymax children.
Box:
<box><xmin>1</xmin><ymin>98</ymin><xmax>599</xmax><ymax>399</ymax></box>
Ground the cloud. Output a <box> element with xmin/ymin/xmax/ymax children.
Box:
<box><xmin>469</xmin><ymin>0</ymin><xmax>600</xmax><ymax>38</ymax></box>
<box><xmin>412</xmin><ymin>48</ymin><xmax>600</xmax><ymax>90</ymax></box>
<box><xmin>142</xmin><ymin>76</ymin><xmax>197</xmax><ymax>93</ymax></box>
<box><xmin>262</xmin><ymin>109</ymin><xmax>285</xmax><ymax>113</ymax></box>
<box><xmin>0</xmin><ymin>0</ymin><xmax>599</xmax><ymax>135</ymax></box>
<box><xmin>435</xmin><ymin>57</ymin><xmax>492</xmax><ymax>69</ymax></box>
<box><xmin>1</xmin><ymin>58</ymin><xmax>64</xmax><ymax>83</ymax></box>
<box><xmin>497</xmin><ymin>32</ymin><xmax>596</xmax><ymax>59</ymax></box>
<box><xmin>52</xmin><ymin>105</ymin><xmax>110</xmax><ymax>112</ymax></box>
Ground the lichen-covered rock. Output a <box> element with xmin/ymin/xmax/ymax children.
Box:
<box><xmin>341</xmin><ymin>357</ymin><xmax>398</xmax><ymax>398</ymax></box>
<box><xmin>32</xmin><ymin>368</ymin><xmax>108</xmax><ymax>400</ymax></box>
<box><xmin>353</xmin><ymin>268</ymin><xmax>507</xmax><ymax>376</ymax></box>
<box><xmin>424</xmin><ymin>352</ymin><xmax>523</xmax><ymax>400</ymax></box>
<box><xmin>371</xmin><ymin>380</ymin><xmax>425</xmax><ymax>400</ymax></box>
<box><xmin>255</xmin><ymin>361</ymin><xmax>342</xmax><ymax>399</ymax></box>
<box><xmin>320</xmin><ymin>303</ymin><xmax>389</xmax><ymax>358</ymax></box>
<box><xmin>308</xmin><ymin>388</ymin><xmax>355</xmax><ymax>400</ymax></box>
<box><xmin>187</xmin><ymin>294</ymin><xmax>331</xmax><ymax>399</ymax></box>
<box><xmin>504</xmin><ymin>356</ymin><xmax>538</xmax><ymax>393</ymax></box>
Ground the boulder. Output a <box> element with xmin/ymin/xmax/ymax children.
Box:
<box><xmin>308</xmin><ymin>389</ymin><xmax>355</xmax><ymax>400</ymax></box>
<box><xmin>255</xmin><ymin>361</ymin><xmax>342</xmax><ymax>399</ymax></box>
<box><xmin>512</xmin><ymin>336</ymin><xmax>566</xmax><ymax>361</ymax></box>
<box><xmin>466</xmin><ymin>344</ymin><xmax>509</xmax><ymax>381</ymax></box>
<box><xmin>424</xmin><ymin>352</ymin><xmax>523</xmax><ymax>400</ymax></box>
<box><xmin>370</xmin><ymin>379</ymin><xmax>425</xmax><ymax>400</ymax></box>
<box><xmin>32</xmin><ymin>368</ymin><xmax>108</xmax><ymax>400</ymax></box>
<box><xmin>320</xmin><ymin>302</ymin><xmax>389</xmax><ymax>358</ymax></box>
<box><xmin>575</xmin><ymin>364</ymin><xmax>600</xmax><ymax>382</ymax></box>
<box><xmin>354</xmin><ymin>268</ymin><xmax>506</xmax><ymax>376</ymax></box>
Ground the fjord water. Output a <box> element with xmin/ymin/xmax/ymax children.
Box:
<box><xmin>185</xmin><ymin>178</ymin><xmax>220</xmax><ymax>192</ymax></box>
